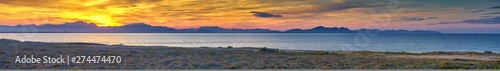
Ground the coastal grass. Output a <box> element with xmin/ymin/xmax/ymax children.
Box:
<box><xmin>0</xmin><ymin>39</ymin><xmax>499</xmax><ymax>69</ymax></box>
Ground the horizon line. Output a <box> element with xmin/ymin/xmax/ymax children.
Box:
<box><xmin>0</xmin><ymin>21</ymin><xmax>441</xmax><ymax>32</ymax></box>
<box><xmin>0</xmin><ymin>32</ymin><xmax>499</xmax><ymax>34</ymax></box>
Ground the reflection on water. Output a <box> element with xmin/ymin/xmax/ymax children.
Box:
<box><xmin>0</xmin><ymin>33</ymin><xmax>499</xmax><ymax>52</ymax></box>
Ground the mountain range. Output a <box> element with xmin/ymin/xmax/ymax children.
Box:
<box><xmin>0</xmin><ymin>21</ymin><xmax>441</xmax><ymax>34</ymax></box>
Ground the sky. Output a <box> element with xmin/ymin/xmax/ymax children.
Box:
<box><xmin>0</xmin><ymin>0</ymin><xmax>499</xmax><ymax>33</ymax></box>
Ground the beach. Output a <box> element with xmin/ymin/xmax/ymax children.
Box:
<box><xmin>0</xmin><ymin>39</ymin><xmax>499</xmax><ymax>69</ymax></box>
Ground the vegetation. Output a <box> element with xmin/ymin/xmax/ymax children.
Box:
<box><xmin>0</xmin><ymin>39</ymin><xmax>498</xmax><ymax>69</ymax></box>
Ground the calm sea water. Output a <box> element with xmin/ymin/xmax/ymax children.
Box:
<box><xmin>0</xmin><ymin>33</ymin><xmax>499</xmax><ymax>52</ymax></box>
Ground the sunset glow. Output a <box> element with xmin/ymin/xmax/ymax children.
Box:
<box><xmin>1</xmin><ymin>0</ymin><xmax>500</xmax><ymax>70</ymax></box>
<box><xmin>0</xmin><ymin>0</ymin><xmax>499</xmax><ymax>33</ymax></box>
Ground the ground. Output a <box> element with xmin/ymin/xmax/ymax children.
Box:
<box><xmin>0</xmin><ymin>39</ymin><xmax>499</xmax><ymax>69</ymax></box>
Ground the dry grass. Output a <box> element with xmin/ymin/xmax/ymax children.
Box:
<box><xmin>0</xmin><ymin>39</ymin><xmax>499</xmax><ymax>69</ymax></box>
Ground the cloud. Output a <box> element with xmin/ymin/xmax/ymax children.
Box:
<box><xmin>1</xmin><ymin>0</ymin><xmax>500</xmax><ymax>33</ymax></box>
<box><xmin>308</xmin><ymin>3</ymin><xmax>375</xmax><ymax>12</ymax></box>
<box><xmin>472</xmin><ymin>10</ymin><xmax>485</xmax><ymax>13</ymax></box>
<box><xmin>490</xmin><ymin>5</ymin><xmax>500</xmax><ymax>9</ymax></box>
<box><xmin>461</xmin><ymin>16</ymin><xmax>500</xmax><ymax>24</ymax></box>
<box><xmin>394</xmin><ymin>17</ymin><xmax>438</xmax><ymax>22</ymax></box>
<box><xmin>473</xmin><ymin>5</ymin><xmax>500</xmax><ymax>14</ymax></box>
<box><xmin>437</xmin><ymin>16</ymin><xmax>500</xmax><ymax>24</ymax></box>
<box><xmin>186</xmin><ymin>18</ymin><xmax>210</xmax><ymax>20</ymax></box>
<box><xmin>483</xmin><ymin>12</ymin><xmax>500</xmax><ymax>15</ymax></box>
<box><xmin>249</xmin><ymin>11</ymin><xmax>283</xmax><ymax>18</ymax></box>
<box><xmin>274</xmin><ymin>0</ymin><xmax>388</xmax><ymax>14</ymax></box>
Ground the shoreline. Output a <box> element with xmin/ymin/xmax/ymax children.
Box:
<box><xmin>3</xmin><ymin>38</ymin><xmax>497</xmax><ymax>53</ymax></box>
<box><xmin>0</xmin><ymin>38</ymin><xmax>499</xmax><ymax>69</ymax></box>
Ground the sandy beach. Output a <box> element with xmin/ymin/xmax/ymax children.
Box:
<box><xmin>0</xmin><ymin>39</ymin><xmax>499</xmax><ymax>69</ymax></box>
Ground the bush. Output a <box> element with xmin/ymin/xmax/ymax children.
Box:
<box><xmin>70</xmin><ymin>67</ymin><xmax>80</xmax><ymax>70</ymax></box>
<box><xmin>227</xmin><ymin>66</ymin><xmax>238</xmax><ymax>69</ymax></box>
<box><xmin>493</xmin><ymin>66</ymin><xmax>500</xmax><ymax>69</ymax></box>
<box><xmin>484</xmin><ymin>51</ymin><xmax>493</xmax><ymax>53</ymax></box>
<box><xmin>312</xmin><ymin>51</ymin><xmax>329</xmax><ymax>55</ymax></box>
<box><xmin>439</xmin><ymin>66</ymin><xmax>469</xmax><ymax>69</ymax></box>
<box><xmin>258</xmin><ymin>47</ymin><xmax>278</xmax><ymax>52</ymax></box>
<box><xmin>4</xmin><ymin>59</ymin><xmax>11</xmax><ymax>63</ymax></box>
<box><xmin>0</xmin><ymin>39</ymin><xmax>21</xmax><ymax>43</ymax></box>
<box><xmin>52</xmin><ymin>64</ymin><xmax>60</xmax><ymax>68</ymax></box>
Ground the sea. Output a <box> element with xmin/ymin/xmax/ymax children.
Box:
<box><xmin>0</xmin><ymin>33</ymin><xmax>499</xmax><ymax>52</ymax></box>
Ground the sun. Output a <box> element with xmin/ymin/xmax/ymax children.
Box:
<box><xmin>59</xmin><ymin>11</ymin><xmax>123</xmax><ymax>27</ymax></box>
<box><xmin>87</xmin><ymin>15</ymin><xmax>123</xmax><ymax>27</ymax></box>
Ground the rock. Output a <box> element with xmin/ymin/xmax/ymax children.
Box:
<box><xmin>484</xmin><ymin>51</ymin><xmax>493</xmax><ymax>53</ymax></box>
<box><xmin>227</xmin><ymin>46</ymin><xmax>233</xmax><ymax>48</ymax></box>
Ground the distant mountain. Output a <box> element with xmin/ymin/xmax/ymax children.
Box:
<box><xmin>282</xmin><ymin>26</ymin><xmax>440</xmax><ymax>34</ymax></box>
<box><xmin>0</xmin><ymin>21</ymin><xmax>279</xmax><ymax>33</ymax></box>
<box><xmin>0</xmin><ymin>21</ymin><xmax>441</xmax><ymax>34</ymax></box>
<box><xmin>284</xmin><ymin>26</ymin><xmax>354</xmax><ymax>33</ymax></box>
<box><xmin>180</xmin><ymin>26</ymin><xmax>280</xmax><ymax>33</ymax></box>
<box><xmin>355</xmin><ymin>29</ymin><xmax>441</xmax><ymax>34</ymax></box>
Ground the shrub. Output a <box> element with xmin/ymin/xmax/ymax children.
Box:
<box><xmin>493</xmin><ymin>66</ymin><xmax>500</xmax><ymax>69</ymax></box>
<box><xmin>484</xmin><ymin>51</ymin><xmax>493</xmax><ymax>54</ymax></box>
<box><xmin>4</xmin><ymin>59</ymin><xmax>11</xmax><ymax>63</ymax></box>
<box><xmin>0</xmin><ymin>39</ymin><xmax>21</xmax><ymax>43</ymax></box>
<box><xmin>312</xmin><ymin>51</ymin><xmax>329</xmax><ymax>55</ymax></box>
<box><xmin>227</xmin><ymin>66</ymin><xmax>238</xmax><ymax>69</ymax></box>
<box><xmin>52</xmin><ymin>64</ymin><xmax>60</xmax><ymax>68</ymax></box>
<box><xmin>70</xmin><ymin>67</ymin><xmax>80</xmax><ymax>70</ymax></box>
<box><xmin>258</xmin><ymin>47</ymin><xmax>278</xmax><ymax>52</ymax></box>
<box><xmin>439</xmin><ymin>66</ymin><xmax>469</xmax><ymax>69</ymax></box>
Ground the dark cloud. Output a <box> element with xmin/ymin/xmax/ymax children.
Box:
<box><xmin>394</xmin><ymin>17</ymin><xmax>438</xmax><ymax>22</ymax></box>
<box><xmin>268</xmin><ymin>0</ymin><xmax>395</xmax><ymax>14</ymax></box>
<box><xmin>461</xmin><ymin>16</ymin><xmax>500</xmax><ymax>24</ymax></box>
<box><xmin>250</xmin><ymin>11</ymin><xmax>283</xmax><ymax>18</ymax></box>
<box><xmin>437</xmin><ymin>16</ymin><xmax>500</xmax><ymax>24</ymax></box>
<box><xmin>426</xmin><ymin>23</ymin><xmax>437</xmax><ymax>25</ymax></box>
<box><xmin>471</xmin><ymin>5</ymin><xmax>500</xmax><ymax>13</ymax></box>
<box><xmin>427</xmin><ymin>17</ymin><xmax>438</xmax><ymax>19</ymax></box>
<box><xmin>491</xmin><ymin>5</ymin><xmax>500</xmax><ymax>9</ymax></box>
<box><xmin>434</xmin><ymin>21</ymin><xmax>459</xmax><ymax>24</ymax></box>
<box><xmin>472</xmin><ymin>10</ymin><xmax>486</xmax><ymax>13</ymax></box>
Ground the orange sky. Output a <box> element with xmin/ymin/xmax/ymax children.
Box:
<box><xmin>0</xmin><ymin>0</ymin><xmax>500</xmax><ymax>33</ymax></box>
